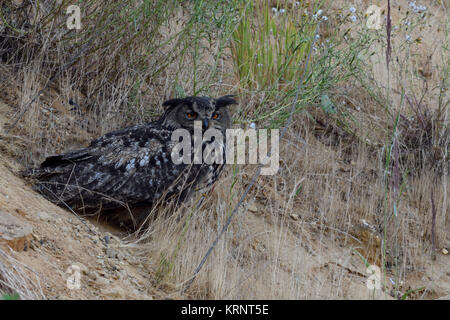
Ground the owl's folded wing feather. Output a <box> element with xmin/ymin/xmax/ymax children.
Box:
<box><xmin>24</xmin><ymin>124</ymin><xmax>189</xmax><ymax>210</ymax></box>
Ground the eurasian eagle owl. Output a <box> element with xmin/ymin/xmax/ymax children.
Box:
<box><xmin>24</xmin><ymin>95</ymin><xmax>237</xmax><ymax>229</ymax></box>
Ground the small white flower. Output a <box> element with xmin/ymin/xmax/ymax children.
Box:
<box><xmin>304</xmin><ymin>9</ymin><xmax>309</xmax><ymax>15</ymax></box>
<box><xmin>257</xmin><ymin>63</ymin><xmax>263</xmax><ymax>68</ymax></box>
<box><xmin>279</xmin><ymin>8</ymin><xmax>286</xmax><ymax>14</ymax></box>
<box><xmin>417</xmin><ymin>5</ymin><xmax>426</xmax><ymax>11</ymax></box>
<box><xmin>406</xmin><ymin>35</ymin><xmax>412</xmax><ymax>41</ymax></box>
<box><xmin>294</xmin><ymin>1</ymin><xmax>300</xmax><ymax>7</ymax></box>
<box><xmin>250</xmin><ymin>122</ymin><xmax>256</xmax><ymax>129</ymax></box>
<box><xmin>349</xmin><ymin>7</ymin><xmax>356</xmax><ymax>13</ymax></box>
<box><xmin>271</xmin><ymin>7</ymin><xmax>278</xmax><ymax>13</ymax></box>
<box><xmin>322</xmin><ymin>16</ymin><xmax>328</xmax><ymax>21</ymax></box>
<box><xmin>410</xmin><ymin>3</ymin><xmax>426</xmax><ymax>13</ymax></box>
<box><xmin>315</xmin><ymin>34</ymin><xmax>320</xmax><ymax>40</ymax></box>
<box><xmin>350</xmin><ymin>15</ymin><xmax>357</xmax><ymax>22</ymax></box>
<box><xmin>317</xmin><ymin>9</ymin><xmax>323</xmax><ymax>16</ymax></box>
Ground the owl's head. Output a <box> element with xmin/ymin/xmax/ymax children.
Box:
<box><xmin>161</xmin><ymin>95</ymin><xmax>236</xmax><ymax>132</ymax></box>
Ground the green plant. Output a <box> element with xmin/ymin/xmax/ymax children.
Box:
<box><xmin>401</xmin><ymin>286</ymin><xmax>425</xmax><ymax>300</ymax></box>
<box><xmin>231</xmin><ymin>0</ymin><xmax>320</xmax><ymax>91</ymax></box>
<box><xmin>1</xmin><ymin>292</ymin><xmax>20</xmax><ymax>300</ymax></box>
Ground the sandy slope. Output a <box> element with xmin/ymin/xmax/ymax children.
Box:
<box><xmin>0</xmin><ymin>160</ymin><xmax>173</xmax><ymax>299</ymax></box>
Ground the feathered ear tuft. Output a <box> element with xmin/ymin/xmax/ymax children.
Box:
<box><xmin>216</xmin><ymin>95</ymin><xmax>238</xmax><ymax>108</ymax></box>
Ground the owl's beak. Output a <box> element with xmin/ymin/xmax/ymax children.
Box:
<box><xmin>202</xmin><ymin>118</ymin><xmax>209</xmax><ymax>130</ymax></box>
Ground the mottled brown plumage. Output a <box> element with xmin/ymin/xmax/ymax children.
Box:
<box><xmin>24</xmin><ymin>95</ymin><xmax>236</xmax><ymax>229</ymax></box>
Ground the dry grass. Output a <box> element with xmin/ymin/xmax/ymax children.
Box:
<box><xmin>0</xmin><ymin>247</ymin><xmax>45</xmax><ymax>300</ymax></box>
<box><xmin>0</xmin><ymin>0</ymin><xmax>448</xmax><ymax>299</ymax></box>
<box><xmin>131</xmin><ymin>124</ymin><xmax>447</xmax><ymax>299</ymax></box>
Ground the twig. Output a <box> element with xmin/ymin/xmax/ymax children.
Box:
<box><xmin>386</xmin><ymin>0</ymin><xmax>392</xmax><ymax>69</ymax></box>
<box><xmin>430</xmin><ymin>187</ymin><xmax>437</xmax><ymax>261</ymax></box>
<box><xmin>181</xmin><ymin>21</ymin><xmax>321</xmax><ymax>294</ymax></box>
<box><xmin>405</xmin><ymin>94</ymin><xmax>426</xmax><ymax>130</ymax></box>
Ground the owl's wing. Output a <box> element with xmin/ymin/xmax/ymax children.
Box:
<box><xmin>27</xmin><ymin>123</ymin><xmax>190</xmax><ymax>210</ymax></box>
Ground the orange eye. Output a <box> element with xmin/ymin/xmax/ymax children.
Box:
<box><xmin>212</xmin><ymin>113</ymin><xmax>220</xmax><ymax>119</ymax></box>
<box><xmin>186</xmin><ymin>112</ymin><xmax>197</xmax><ymax>120</ymax></box>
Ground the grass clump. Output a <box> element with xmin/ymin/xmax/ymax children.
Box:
<box><xmin>231</xmin><ymin>0</ymin><xmax>321</xmax><ymax>90</ymax></box>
